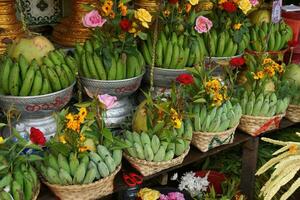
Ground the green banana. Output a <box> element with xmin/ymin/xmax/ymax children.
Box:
<box><xmin>19</xmin><ymin>54</ymin><xmax>29</xmax><ymax>81</ymax></box>
<box><xmin>1</xmin><ymin>58</ymin><xmax>13</xmax><ymax>94</ymax></box>
<box><xmin>83</xmin><ymin>168</ymin><xmax>97</xmax><ymax>184</ymax></box>
<box><xmin>19</xmin><ymin>67</ymin><xmax>35</xmax><ymax>96</ymax></box>
<box><xmin>81</xmin><ymin>53</ymin><xmax>92</xmax><ymax>78</ymax></box>
<box><xmin>65</xmin><ymin>56</ymin><xmax>78</xmax><ymax>74</ymax></box>
<box><xmin>43</xmin><ymin>56</ymin><xmax>55</xmax><ymax>68</ymax></box>
<box><xmin>84</xmin><ymin>40</ymin><xmax>93</xmax><ymax>53</ymax></box>
<box><xmin>59</xmin><ymin>169</ymin><xmax>73</xmax><ymax>185</ymax></box>
<box><xmin>93</xmin><ymin>53</ymin><xmax>107</xmax><ymax>80</ymax></box>
<box><xmin>9</xmin><ymin>63</ymin><xmax>21</xmax><ymax>96</ymax></box>
<box><xmin>54</xmin><ymin>65</ymin><xmax>69</xmax><ymax>88</ymax></box>
<box><xmin>141</xmin><ymin>41</ymin><xmax>152</xmax><ymax>65</ymax></box>
<box><xmin>40</xmin><ymin>78</ymin><xmax>51</xmax><ymax>95</ymax></box>
<box><xmin>58</xmin><ymin>154</ymin><xmax>71</xmax><ymax>175</ymax></box>
<box><xmin>69</xmin><ymin>153</ymin><xmax>80</xmax><ymax>177</ymax></box>
<box><xmin>169</xmin><ymin>43</ymin><xmax>180</xmax><ymax>68</ymax></box>
<box><xmin>108</xmin><ymin>57</ymin><xmax>117</xmax><ymax>80</ymax></box>
<box><xmin>86</xmin><ymin>51</ymin><xmax>99</xmax><ymax>79</ymax></box>
<box><xmin>49</xmin><ymin>51</ymin><xmax>61</xmax><ymax>66</ymax></box>
<box><xmin>61</xmin><ymin>63</ymin><xmax>75</xmax><ymax>84</ymax></box>
<box><xmin>156</xmin><ymin>40</ymin><xmax>163</xmax><ymax>66</ymax></box>
<box><xmin>74</xmin><ymin>162</ymin><xmax>87</xmax><ymax>184</ymax></box>
<box><xmin>30</xmin><ymin>70</ymin><xmax>43</xmax><ymax>96</ymax></box>
<box><xmin>216</xmin><ymin>32</ymin><xmax>226</xmax><ymax>57</ymax></box>
<box><xmin>126</xmin><ymin>55</ymin><xmax>139</xmax><ymax>78</ymax></box>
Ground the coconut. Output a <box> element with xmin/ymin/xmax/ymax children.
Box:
<box><xmin>7</xmin><ymin>34</ymin><xmax>55</xmax><ymax>64</ymax></box>
<box><xmin>132</xmin><ymin>100</ymin><xmax>148</xmax><ymax>133</ymax></box>
<box><xmin>248</xmin><ymin>9</ymin><xmax>271</xmax><ymax>25</ymax></box>
<box><xmin>283</xmin><ymin>64</ymin><xmax>300</xmax><ymax>87</ymax></box>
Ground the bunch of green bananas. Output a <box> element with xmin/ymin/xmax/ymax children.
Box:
<box><xmin>239</xmin><ymin>91</ymin><xmax>289</xmax><ymax>117</ymax></box>
<box><xmin>199</xmin><ymin>29</ymin><xmax>249</xmax><ymax>57</ymax></box>
<box><xmin>0</xmin><ymin>49</ymin><xmax>77</xmax><ymax>96</ymax></box>
<box><xmin>40</xmin><ymin>146</ymin><xmax>122</xmax><ymax>185</ymax></box>
<box><xmin>75</xmin><ymin>38</ymin><xmax>145</xmax><ymax>80</ymax></box>
<box><xmin>192</xmin><ymin>101</ymin><xmax>242</xmax><ymax>132</ymax></box>
<box><xmin>247</xmin><ymin>21</ymin><xmax>293</xmax><ymax>52</ymax></box>
<box><xmin>0</xmin><ymin>162</ymin><xmax>39</xmax><ymax>200</ymax></box>
<box><xmin>141</xmin><ymin>31</ymin><xmax>205</xmax><ymax>69</ymax></box>
<box><xmin>124</xmin><ymin>119</ymin><xmax>192</xmax><ymax>161</ymax></box>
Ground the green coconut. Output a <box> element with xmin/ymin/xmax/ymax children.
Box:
<box><xmin>132</xmin><ymin>100</ymin><xmax>148</xmax><ymax>133</ymax></box>
<box><xmin>7</xmin><ymin>35</ymin><xmax>55</xmax><ymax>64</ymax></box>
<box><xmin>283</xmin><ymin>64</ymin><xmax>300</xmax><ymax>87</ymax></box>
<box><xmin>248</xmin><ymin>9</ymin><xmax>271</xmax><ymax>25</ymax></box>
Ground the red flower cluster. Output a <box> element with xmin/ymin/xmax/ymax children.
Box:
<box><xmin>30</xmin><ymin>127</ymin><xmax>46</xmax><ymax>146</ymax></box>
<box><xmin>176</xmin><ymin>74</ymin><xmax>194</xmax><ymax>85</ymax></box>
<box><xmin>168</xmin><ymin>0</ymin><xmax>179</xmax><ymax>4</ymax></box>
<box><xmin>230</xmin><ymin>57</ymin><xmax>245</xmax><ymax>67</ymax></box>
<box><xmin>222</xmin><ymin>2</ymin><xmax>237</xmax><ymax>13</ymax></box>
<box><xmin>119</xmin><ymin>19</ymin><xmax>132</xmax><ymax>32</ymax></box>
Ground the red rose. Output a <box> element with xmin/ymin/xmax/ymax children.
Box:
<box><xmin>230</xmin><ymin>57</ymin><xmax>245</xmax><ymax>67</ymax></box>
<box><xmin>30</xmin><ymin>127</ymin><xmax>46</xmax><ymax>146</ymax></box>
<box><xmin>119</xmin><ymin>19</ymin><xmax>132</xmax><ymax>32</ymax></box>
<box><xmin>222</xmin><ymin>2</ymin><xmax>237</xmax><ymax>13</ymax></box>
<box><xmin>168</xmin><ymin>0</ymin><xmax>179</xmax><ymax>4</ymax></box>
<box><xmin>176</xmin><ymin>74</ymin><xmax>194</xmax><ymax>85</ymax></box>
<box><xmin>288</xmin><ymin>40</ymin><xmax>298</xmax><ymax>47</ymax></box>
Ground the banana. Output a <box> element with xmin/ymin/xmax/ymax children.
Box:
<box><xmin>268</xmin><ymin>32</ymin><xmax>275</xmax><ymax>51</ymax></box>
<box><xmin>58</xmin><ymin>154</ymin><xmax>71</xmax><ymax>175</ymax></box>
<box><xmin>141</xmin><ymin>41</ymin><xmax>152</xmax><ymax>65</ymax></box>
<box><xmin>169</xmin><ymin>43</ymin><xmax>180</xmax><ymax>68</ymax></box>
<box><xmin>86</xmin><ymin>51</ymin><xmax>99</xmax><ymax>79</ymax></box>
<box><xmin>273</xmin><ymin>31</ymin><xmax>282</xmax><ymax>51</ymax></box>
<box><xmin>61</xmin><ymin>64</ymin><xmax>75</xmax><ymax>84</ymax></box>
<box><xmin>49</xmin><ymin>51</ymin><xmax>61</xmax><ymax>66</ymax></box>
<box><xmin>12</xmin><ymin>180</ymin><xmax>23</xmax><ymax>200</ymax></box>
<box><xmin>47</xmin><ymin>67</ymin><xmax>62</xmax><ymax>92</ymax></box>
<box><xmin>54</xmin><ymin>65</ymin><xmax>69</xmax><ymax>88</ymax></box>
<box><xmin>156</xmin><ymin>40</ymin><xmax>163</xmax><ymax>66</ymax></box>
<box><xmin>1</xmin><ymin>58</ymin><xmax>13</xmax><ymax>94</ymax></box>
<box><xmin>83</xmin><ymin>168</ymin><xmax>97</xmax><ymax>184</ymax></box>
<box><xmin>209</xmin><ymin>34</ymin><xmax>216</xmax><ymax>56</ymax></box>
<box><xmin>69</xmin><ymin>153</ymin><xmax>80</xmax><ymax>177</ymax></box>
<box><xmin>136</xmin><ymin>50</ymin><xmax>145</xmax><ymax>69</ymax></box>
<box><xmin>84</xmin><ymin>40</ymin><xmax>93</xmax><ymax>53</ymax></box>
<box><xmin>30</xmin><ymin>70</ymin><xmax>43</xmax><ymax>96</ymax></box>
<box><xmin>92</xmin><ymin>37</ymin><xmax>101</xmax><ymax>50</ymax></box>
<box><xmin>74</xmin><ymin>162</ymin><xmax>87</xmax><ymax>184</ymax></box>
<box><xmin>187</xmin><ymin>45</ymin><xmax>196</xmax><ymax>67</ymax></box>
<box><xmin>178</xmin><ymin>35</ymin><xmax>184</xmax><ymax>47</ymax></box>
<box><xmin>54</xmin><ymin>50</ymin><xmax>66</xmax><ymax>64</ymax></box>
<box><xmin>126</xmin><ymin>55</ymin><xmax>139</xmax><ymax>78</ymax></box>
<box><xmin>19</xmin><ymin>54</ymin><xmax>29</xmax><ymax>81</ymax></box>
<box><xmin>216</xmin><ymin>32</ymin><xmax>226</xmax><ymax>57</ymax></box>
<box><xmin>0</xmin><ymin>174</ymin><xmax>12</xmax><ymax>188</ymax></box>
<box><xmin>23</xmin><ymin>172</ymin><xmax>33</xmax><ymax>200</ymax></box>
<box><xmin>115</xmin><ymin>57</ymin><xmax>124</xmax><ymax>80</ymax></box>
<box><xmin>230</xmin><ymin>43</ymin><xmax>238</xmax><ymax>56</ymax></box>
<box><xmin>81</xmin><ymin>53</ymin><xmax>92</xmax><ymax>78</ymax></box>
<box><xmin>146</xmin><ymin>34</ymin><xmax>153</xmax><ymax>58</ymax></box>
<box><xmin>89</xmin><ymin>151</ymin><xmax>102</xmax><ymax>163</ymax></box>
<box><xmin>19</xmin><ymin>67</ymin><xmax>35</xmax><ymax>96</ymax></box>
<box><xmin>163</xmin><ymin>41</ymin><xmax>173</xmax><ymax>68</ymax></box>
<box><xmin>171</xmin><ymin>32</ymin><xmax>178</xmax><ymax>44</ymax></box>
<box><xmin>108</xmin><ymin>57</ymin><xmax>117</xmax><ymax>80</ymax></box>
<box><xmin>93</xmin><ymin>53</ymin><xmax>107</xmax><ymax>80</ymax></box>
<box><xmin>193</xmin><ymin>43</ymin><xmax>202</xmax><ymax>66</ymax></box>
<box><xmin>9</xmin><ymin>63</ymin><xmax>21</xmax><ymax>96</ymax></box>
<box><xmin>222</xmin><ymin>39</ymin><xmax>233</xmax><ymax>57</ymax></box>
<box><xmin>40</xmin><ymin>78</ymin><xmax>51</xmax><ymax>94</ymax></box>
<box><xmin>43</xmin><ymin>56</ymin><xmax>55</xmax><ymax>68</ymax></box>
<box><xmin>65</xmin><ymin>56</ymin><xmax>78</xmax><ymax>74</ymax></box>
<box><xmin>59</xmin><ymin>169</ymin><xmax>73</xmax><ymax>185</ymax></box>
<box><xmin>198</xmin><ymin>36</ymin><xmax>208</xmax><ymax>56</ymax></box>
<box><xmin>160</xmin><ymin>31</ymin><xmax>167</xmax><ymax>54</ymax></box>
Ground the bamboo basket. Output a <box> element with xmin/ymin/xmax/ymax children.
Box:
<box><xmin>238</xmin><ymin>114</ymin><xmax>285</xmax><ymax>136</ymax></box>
<box><xmin>124</xmin><ymin>148</ymin><xmax>189</xmax><ymax>176</ymax></box>
<box><xmin>286</xmin><ymin>104</ymin><xmax>300</xmax><ymax>123</ymax></box>
<box><xmin>192</xmin><ymin>125</ymin><xmax>238</xmax><ymax>152</ymax></box>
<box><xmin>43</xmin><ymin>165</ymin><xmax>121</xmax><ymax>200</ymax></box>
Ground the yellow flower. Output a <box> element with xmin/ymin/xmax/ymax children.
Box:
<box><xmin>79</xmin><ymin>146</ymin><xmax>89</xmax><ymax>152</ymax></box>
<box><xmin>105</xmin><ymin>0</ymin><xmax>113</xmax><ymax>7</ymax></box>
<box><xmin>277</xmin><ymin>65</ymin><xmax>284</xmax><ymax>73</ymax></box>
<box><xmin>205</xmin><ymin>79</ymin><xmax>221</xmax><ymax>92</ymax></box>
<box><xmin>238</xmin><ymin>0</ymin><xmax>252</xmax><ymax>14</ymax></box>
<box><xmin>102</xmin><ymin>2</ymin><xmax>113</xmax><ymax>16</ymax></box>
<box><xmin>134</xmin><ymin>9</ymin><xmax>152</xmax><ymax>28</ymax></box>
<box><xmin>189</xmin><ymin>0</ymin><xmax>199</xmax><ymax>6</ymax></box>
<box><xmin>219</xmin><ymin>0</ymin><xmax>228</xmax><ymax>4</ymax></box>
<box><xmin>109</xmin><ymin>11</ymin><xmax>115</xmax><ymax>19</ymax></box>
<box><xmin>137</xmin><ymin>188</ymin><xmax>160</xmax><ymax>200</ymax></box>
<box><xmin>289</xmin><ymin>144</ymin><xmax>298</xmax><ymax>154</ymax></box>
<box><xmin>264</xmin><ymin>66</ymin><xmax>275</xmax><ymax>77</ymax></box>
<box><xmin>163</xmin><ymin>9</ymin><xmax>171</xmax><ymax>17</ymax></box>
<box><xmin>263</xmin><ymin>58</ymin><xmax>274</xmax><ymax>65</ymax></box>
<box><xmin>233</xmin><ymin>23</ymin><xmax>242</xmax><ymax>30</ymax></box>
<box><xmin>0</xmin><ymin>137</ymin><xmax>4</xmax><ymax>144</ymax></box>
<box><xmin>79</xmin><ymin>133</ymin><xmax>85</xmax><ymax>142</ymax></box>
<box><xmin>66</xmin><ymin>113</ymin><xmax>74</xmax><ymax>121</ymax></box>
<box><xmin>212</xmin><ymin>92</ymin><xmax>224</xmax><ymax>107</ymax></box>
<box><xmin>119</xmin><ymin>3</ymin><xmax>128</xmax><ymax>16</ymax></box>
<box><xmin>79</xmin><ymin>107</ymin><xmax>87</xmax><ymax>119</ymax></box>
<box><xmin>252</xmin><ymin>71</ymin><xmax>265</xmax><ymax>80</ymax></box>
<box><xmin>186</xmin><ymin>3</ymin><xmax>192</xmax><ymax>13</ymax></box>
<box><xmin>59</xmin><ymin>135</ymin><xmax>67</xmax><ymax>144</ymax></box>
<box><xmin>173</xmin><ymin>118</ymin><xmax>182</xmax><ymax>129</ymax></box>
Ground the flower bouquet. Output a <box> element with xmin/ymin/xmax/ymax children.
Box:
<box><xmin>182</xmin><ymin>66</ymin><xmax>242</xmax><ymax>152</ymax></box>
<box><xmin>37</xmin><ymin>94</ymin><xmax>126</xmax><ymax>200</ymax></box>
<box><xmin>136</xmin><ymin>187</ymin><xmax>192</xmax><ymax>200</ymax></box>
<box><xmin>237</xmin><ymin>54</ymin><xmax>290</xmax><ymax>136</ymax></box>
<box><xmin>123</xmin><ymin>86</ymin><xmax>192</xmax><ymax>176</ymax></box>
<box><xmin>0</xmin><ymin>124</ymin><xmax>44</xmax><ymax>200</ymax></box>
<box><xmin>75</xmin><ymin>1</ymin><xmax>151</xmax><ymax>82</ymax></box>
<box><xmin>283</xmin><ymin>63</ymin><xmax>300</xmax><ymax>122</ymax></box>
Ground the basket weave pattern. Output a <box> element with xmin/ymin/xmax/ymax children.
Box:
<box><xmin>124</xmin><ymin>148</ymin><xmax>190</xmax><ymax>176</ymax></box>
<box><xmin>43</xmin><ymin>165</ymin><xmax>121</xmax><ymax>200</ymax></box>
<box><xmin>192</xmin><ymin>125</ymin><xmax>238</xmax><ymax>152</ymax></box>
<box><xmin>286</xmin><ymin>104</ymin><xmax>300</xmax><ymax>123</ymax></box>
<box><xmin>238</xmin><ymin>114</ymin><xmax>285</xmax><ymax>136</ymax></box>
<box><xmin>33</xmin><ymin>182</ymin><xmax>40</xmax><ymax>200</ymax></box>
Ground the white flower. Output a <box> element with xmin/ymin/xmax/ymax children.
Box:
<box><xmin>171</xmin><ymin>173</ymin><xmax>178</xmax><ymax>181</ymax></box>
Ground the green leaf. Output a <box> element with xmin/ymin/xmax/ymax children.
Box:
<box><xmin>74</xmin><ymin>102</ymin><xmax>92</xmax><ymax>108</ymax></box>
<box><xmin>0</xmin><ymin>165</ymin><xmax>8</xmax><ymax>172</ymax></box>
<box><xmin>138</xmin><ymin>32</ymin><xmax>147</xmax><ymax>40</ymax></box>
<box><xmin>80</xmin><ymin>3</ymin><xmax>94</xmax><ymax>12</ymax></box>
<box><xmin>193</xmin><ymin>98</ymin><xmax>206</xmax><ymax>103</ymax></box>
<box><xmin>26</xmin><ymin>144</ymin><xmax>43</xmax><ymax>151</ymax></box>
<box><xmin>27</xmin><ymin>154</ymin><xmax>43</xmax><ymax>162</ymax></box>
<box><xmin>0</xmin><ymin>123</ymin><xmax>6</xmax><ymax>128</ymax></box>
<box><xmin>102</xmin><ymin>128</ymin><xmax>113</xmax><ymax>142</ymax></box>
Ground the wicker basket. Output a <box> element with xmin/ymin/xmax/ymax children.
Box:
<box><xmin>33</xmin><ymin>182</ymin><xmax>40</xmax><ymax>200</ymax></box>
<box><xmin>124</xmin><ymin>148</ymin><xmax>190</xmax><ymax>176</ymax></box>
<box><xmin>238</xmin><ymin>114</ymin><xmax>285</xmax><ymax>136</ymax></box>
<box><xmin>43</xmin><ymin>165</ymin><xmax>121</xmax><ymax>200</ymax></box>
<box><xmin>192</xmin><ymin>125</ymin><xmax>238</xmax><ymax>152</ymax></box>
<box><xmin>286</xmin><ymin>104</ymin><xmax>300</xmax><ymax>123</ymax></box>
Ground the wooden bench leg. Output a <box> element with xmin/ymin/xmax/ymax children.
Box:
<box><xmin>240</xmin><ymin>137</ymin><xmax>259</xmax><ymax>200</ymax></box>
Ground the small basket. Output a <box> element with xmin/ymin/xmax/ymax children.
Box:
<box><xmin>238</xmin><ymin>114</ymin><xmax>285</xmax><ymax>136</ymax></box>
<box><xmin>33</xmin><ymin>182</ymin><xmax>40</xmax><ymax>200</ymax></box>
<box><xmin>286</xmin><ymin>104</ymin><xmax>300</xmax><ymax>123</ymax></box>
<box><xmin>43</xmin><ymin>165</ymin><xmax>121</xmax><ymax>200</ymax></box>
<box><xmin>192</xmin><ymin>125</ymin><xmax>238</xmax><ymax>152</ymax></box>
<box><xmin>124</xmin><ymin>148</ymin><xmax>190</xmax><ymax>176</ymax></box>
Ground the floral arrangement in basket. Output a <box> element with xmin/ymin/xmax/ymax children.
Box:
<box><xmin>195</xmin><ymin>0</ymin><xmax>259</xmax><ymax>58</ymax></box>
<box><xmin>181</xmin><ymin>66</ymin><xmax>242</xmax><ymax>152</ymax></box>
<box><xmin>123</xmin><ymin>85</ymin><xmax>192</xmax><ymax>176</ymax></box>
<box><xmin>37</xmin><ymin>93</ymin><xmax>127</xmax><ymax>199</ymax></box>
<box><xmin>0</xmin><ymin>122</ymin><xmax>44</xmax><ymax>200</ymax></box>
<box><xmin>75</xmin><ymin>0</ymin><xmax>152</xmax><ymax>81</ymax></box>
<box><xmin>237</xmin><ymin>54</ymin><xmax>290</xmax><ymax>136</ymax></box>
<box><xmin>256</xmin><ymin>133</ymin><xmax>300</xmax><ymax>200</ymax></box>
<box><xmin>140</xmin><ymin>0</ymin><xmax>211</xmax><ymax>69</ymax></box>
<box><xmin>136</xmin><ymin>187</ymin><xmax>187</xmax><ymax>200</ymax></box>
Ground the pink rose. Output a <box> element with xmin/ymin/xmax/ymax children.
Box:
<box><xmin>249</xmin><ymin>0</ymin><xmax>259</xmax><ymax>6</ymax></box>
<box><xmin>195</xmin><ymin>16</ymin><xmax>213</xmax><ymax>33</ymax></box>
<box><xmin>98</xmin><ymin>94</ymin><xmax>117</xmax><ymax>109</ymax></box>
<box><xmin>82</xmin><ymin>10</ymin><xmax>106</xmax><ymax>28</ymax></box>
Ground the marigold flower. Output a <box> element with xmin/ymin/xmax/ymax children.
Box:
<box><xmin>173</xmin><ymin>118</ymin><xmax>182</xmax><ymax>129</ymax></box>
<box><xmin>186</xmin><ymin>3</ymin><xmax>192</xmax><ymax>13</ymax></box>
<box><xmin>79</xmin><ymin>134</ymin><xmax>85</xmax><ymax>142</ymax></box>
<box><xmin>263</xmin><ymin>58</ymin><xmax>274</xmax><ymax>65</ymax></box>
<box><xmin>205</xmin><ymin>79</ymin><xmax>221</xmax><ymax>92</ymax></box>
<box><xmin>219</xmin><ymin>0</ymin><xmax>228</xmax><ymax>4</ymax></box>
<box><xmin>79</xmin><ymin>146</ymin><xmax>89</xmax><ymax>152</ymax></box>
<box><xmin>212</xmin><ymin>92</ymin><xmax>224</xmax><ymax>107</ymax></box>
<box><xmin>109</xmin><ymin>11</ymin><xmax>115</xmax><ymax>19</ymax></box>
<box><xmin>264</xmin><ymin>66</ymin><xmax>275</xmax><ymax>77</ymax></box>
<box><xmin>59</xmin><ymin>135</ymin><xmax>67</xmax><ymax>144</ymax></box>
<box><xmin>252</xmin><ymin>71</ymin><xmax>265</xmax><ymax>80</ymax></box>
<box><xmin>233</xmin><ymin>23</ymin><xmax>242</xmax><ymax>30</ymax></box>
<box><xmin>79</xmin><ymin>107</ymin><xmax>87</xmax><ymax>119</ymax></box>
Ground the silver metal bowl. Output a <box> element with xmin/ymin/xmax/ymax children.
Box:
<box><xmin>0</xmin><ymin>82</ymin><xmax>75</xmax><ymax>117</ymax></box>
<box><xmin>205</xmin><ymin>54</ymin><xmax>243</xmax><ymax>64</ymax></box>
<box><xmin>80</xmin><ymin>72</ymin><xmax>145</xmax><ymax>98</ymax></box>
<box><xmin>144</xmin><ymin>66</ymin><xmax>188</xmax><ymax>88</ymax></box>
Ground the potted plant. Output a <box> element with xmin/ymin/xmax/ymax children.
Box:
<box><xmin>237</xmin><ymin>54</ymin><xmax>290</xmax><ymax>136</ymax></box>
<box><xmin>124</xmin><ymin>86</ymin><xmax>192</xmax><ymax>176</ymax></box>
<box><xmin>181</xmin><ymin>66</ymin><xmax>242</xmax><ymax>152</ymax></box>
<box><xmin>0</xmin><ymin>122</ymin><xmax>44</xmax><ymax>200</ymax></box>
<box><xmin>38</xmin><ymin>93</ymin><xmax>126</xmax><ymax>200</ymax></box>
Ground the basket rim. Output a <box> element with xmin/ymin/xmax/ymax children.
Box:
<box><xmin>43</xmin><ymin>164</ymin><xmax>121</xmax><ymax>189</ymax></box>
<box><xmin>33</xmin><ymin>182</ymin><xmax>41</xmax><ymax>200</ymax></box>
<box><xmin>124</xmin><ymin>147</ymin><xmax>190</xmax><ymax>166</ymax></box>
<box><xmin>288</xmin><ymin>104</ymin><xmax>300</xmax><ymax>108</ymax></box>
<box><xmin>241</xmin><ymin>113</ymin><xmax>285</xmax><ymax>120</ymax></box>
<box><xmin>193</xmin><ymin>124</ymin><xmax>238</xmax><ymax>136</ymax></box>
